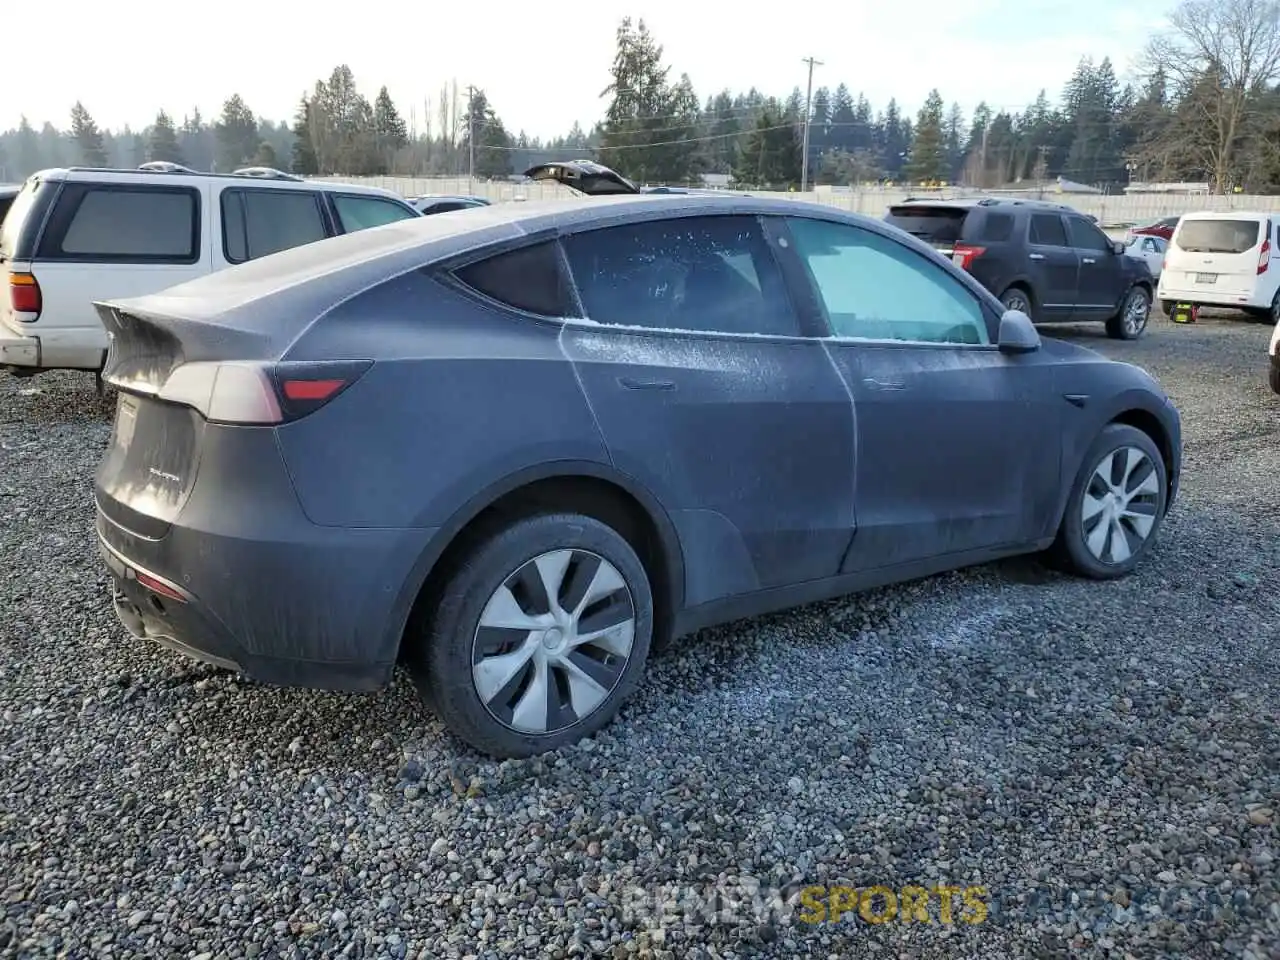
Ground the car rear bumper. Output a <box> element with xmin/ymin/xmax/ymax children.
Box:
<box><xmin>96</xmin><ymin>503</ymin><xmax>435</xmax><ymax>693</ymax></box>
<box><xmin>1155</xmin><ymin>281</ymin><xmax>1267</xmax><ymax>310</ymax></box>
<box><xmin>0</xmin><ymin>321</ymin><xmax>39</xmax><ymax>368</ymax></box>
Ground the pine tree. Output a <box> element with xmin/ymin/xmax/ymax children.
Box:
<box><xmin>147</xmin><ymin>111</ymin><xmax>184</xmax><ymax>164</ymax></box>
<box><xmin>290</xmin><ymin>97</ymin><xmax>319</xmax><ymax>175</ymax></box>
<box><xmin>906</xmin><ymin>90</ymin><xmax>947</xmax><ymax>184</ymax></box>
<box><xmin>734</xmin><ymin>98</ymin><xmax>801</xmax><ymax>187</ymax></box>
<box><xmin>70</xmin><ymin>102</ymin><xmax>108</xmax><ymax>166</ymax></box>
<box><xmin>460</xmin><ymin>89</ymin><xmax>514</xmax><ymax>179</ymax></box>
<box><xmin>214</xmin><ymin>94</ymin><xmax>259</xmax><ymax>170</ymax></box>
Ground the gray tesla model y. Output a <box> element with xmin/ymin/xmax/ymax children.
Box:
<box><xmin>93</xmin><ymin>169</ymin><xmax>1182</xmax><ymax>758</ymax></box>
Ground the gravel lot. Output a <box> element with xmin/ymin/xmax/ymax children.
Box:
<box><xmin>1</xmin><ymin>313</ymin><xmax>1278</xmax><ymax>960</ymax></box>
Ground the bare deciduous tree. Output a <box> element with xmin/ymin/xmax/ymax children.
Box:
<box><xmin>1144</xmin><ymin>0</ymin><xmax>1280</xmax><ymax>191</ymax></box>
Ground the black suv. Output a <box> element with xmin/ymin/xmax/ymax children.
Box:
<box><xmin>885</xmin><ymin>197</ymin><xmax>1155</xmax><ymax>339</ymax></box>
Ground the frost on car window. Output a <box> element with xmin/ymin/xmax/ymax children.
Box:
<box><xmin>561</xmin><ymin>216</ymin><xmax>798</xmax><ymax>337</ymax></box>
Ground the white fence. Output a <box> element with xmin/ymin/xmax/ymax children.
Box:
<box><xmin>312</xmin><ymin>175</ymin><xmax>1280</xmax><ymax>228</ymax></box>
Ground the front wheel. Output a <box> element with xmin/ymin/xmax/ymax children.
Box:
<box><xmin>409</xmin><ymin>512</ymin><xmax>654</xmax><ymax>758</ymax></box>
<box><xmin>1048</xmin><ymin>423</ymin><xmax>1168</xmax><ymax>580</ymax></box>
<box><xmin>1106</xmin><ymin>287</ymin><xmax>1151</xmax><ymax>339</ymax></box>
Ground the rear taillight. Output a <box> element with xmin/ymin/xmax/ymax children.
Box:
<box><xmin>951</xmin><ymin>244</ymin><xmax>985</xmax><ymax>271</ymax></box>
<box><xmin>1259</xmin><ymin>238</ymin><xmax>1271</xmax><ymax>275</ymax></box>
<box><xmin>9</xmin><ymin>272</ymin><xmax>41</xmax><ymax>318</ymax></box>
<box><xmin>156</xmin><ymin>359</ymin><xmax>372</xmax><ymax>425</ymax></box>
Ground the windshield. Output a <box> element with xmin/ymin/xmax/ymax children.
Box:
<box><xmin>1175</xmin><ymin>219</ymin><xmax>1261</xmax><ymax>254</ymax></box>
<box><xmin>0</xmin><ymin>179</ymin><xmax>40</xmax><ymax>258</ymax></box>
<box><xmin>884</xmin><ymin>206</ymin><xmax>970</xmax><ymax>244</ymax></box>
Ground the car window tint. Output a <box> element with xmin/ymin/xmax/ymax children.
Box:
<box><xmin>786</xmin><ymin>217</ymin><xmax>990</xmax><ymax>345</ymax></box>
<box><xmin>561</xmin><ymin>215</ymin><xmax>798</xmax><ymax>336</ymax></box>
<box><xmin>332</xmin><ymin>194</ymin><xmax>418</xmax><ymax>232</ymax></box>
<box><xmin>978</xmin><ymin>212</ymin><xmax>1015</xmax><ymax>242</ymax></box>
<box><xmin>1067</xmin><ymin>216</ymin><xmax>1111</xmax><ymax>252</ymax></box>
<box><xmin>57</xmin><ymin>187</ymin><xmax>196</xmax><ymax>259</ymax></box>
<box><xmin>222</xmin><ymin>189</ymin><xmax>327</xmax><ymax>263</ymax></box>
<box><xmin>454</xmin><ymin>240</ymin><xmax>575</xmax><ymax>317</ymax></box>
<box><xmin>1029</xmin><ymin>213</ymin><xmax>1068</xmax><ymax>247</ymax></box>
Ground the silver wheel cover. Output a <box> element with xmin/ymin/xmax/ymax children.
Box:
<box><xmin>1081</xmin><ymin>446</ymin><xmax>1161</xmax><ymax>564</ymax></box>
<box><xmin>471</xmin><ymin>549</ymin><xmax>636</xmax><ymax>735</ymax></box>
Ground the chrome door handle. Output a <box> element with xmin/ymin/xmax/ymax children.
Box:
<box><xmin>1082</xmin><ymin>257</ymin><xmax>1096</xmax><ymax>264</ymax></box>
<box><xmin>1029</xmin><ymin>253</ymin><xmax>1045</xmax><ymax>261</ymax></box>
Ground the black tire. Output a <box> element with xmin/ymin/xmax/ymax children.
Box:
<box><xmin>1261</xmin><ymin>289</ymin><xmax>1280</xmax><ymax>325</ymax></box>
<box><xmin>1159</xmin><ymin>299</ymin><xmax>1175</xmax><ymax>318</ymax></box>
<box><xmin>1269</xmin><ymin>361</ymin><xmax>1280</xmax><ymax>396</ymax></box>
<box><xmin>1106</xmin><ymin>286</ymin><xmax>1151</xmax><ymax>339</ymax></box>
<box><xmin>999</xmin><ymin>286</ymin><xmax>1035</xmax><ymax>321</ymax></box>
<box><xmin>1047</xmin><ymin>423</ymin><xmax>1168</xmax><ymax>580</ymax></box>
<box><xmin>408</xmin><ymin>512</ymin><xmax>654</xmax><ymax>758</ymax></box>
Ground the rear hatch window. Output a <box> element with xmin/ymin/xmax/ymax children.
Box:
<box><xmin>1175</xmin><ymin>219</ymin><xmax>1261</xmax><ymax>254</ymax></box>
<box><xmin>885</xmin><ymin>206</ymin><xmax>973</xmax><ymax>247</ymax></box>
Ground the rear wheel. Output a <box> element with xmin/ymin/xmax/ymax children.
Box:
<box><xmin>999</xmin><ymin>286</ymin><xmax>1035</xmax><ymax>321</ymax></box>
<box><xmin>409</xmin><ymin>512</ymin><xmax>653</xmax><ymax>758</ymax></box>
<box><xmin>1106</xmin><ymin>286</ymin><xmax>1150</xmax><ymax>339</ymax></box>
<box><xmin>1159</xmin><ymin>299</ymin><xmax>1175</xmax><ymax>318</ymax></box>
<box><xmin>1270</xmin><ymin>360</ymin><xmax>1280</xmax><ymax>396</ymax></box>
<box><xmin>1048</xmin><ymin>423</ymin><xmax>1167</xmax><ymax>580</ymax></box>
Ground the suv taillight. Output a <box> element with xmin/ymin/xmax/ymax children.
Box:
<box><xmin>1259</xmin><ymin>238</ymin><xmax>1271</xmax><ymax>275</ymax></box>
<box><xmin>9</xmin><ymin>272</ymin><xmax>41</xmax><ymax>318</ymax></box>
<box><xmin>951</xmin><ymin>244</ymin><xmax>985</xmax><ymax>271</ymax></box>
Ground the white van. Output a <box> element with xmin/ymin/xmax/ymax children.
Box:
<box><xmin>0</xmin><ymin>164</ymin><xmax>421</xmax><ymax>378</ymax></box>
<box><xmin>1157</xmin><ymin>211</ymin><xmax>1280</xmax><ymax>323</ymax></box>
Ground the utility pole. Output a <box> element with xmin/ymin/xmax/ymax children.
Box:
<box><xmin>466</xmin><ymin>85</ymin><xmax>477</xmax><ymax>194</ymax></box>
<box><xmin>800</xmin><ymin>56</ymin><xmax>823</xmax><ymax>193</ymax></box>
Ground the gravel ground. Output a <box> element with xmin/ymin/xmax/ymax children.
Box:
<box><xmin>1</xmin><ymin>312</ymin><xmax>1278</xmax><ymax>960</ymax></box>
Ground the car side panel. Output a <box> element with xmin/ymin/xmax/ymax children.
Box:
<box><xmin>275</xmin><ymin>274</ymin><xmax>614</xmax><ymax>528</ymax></box>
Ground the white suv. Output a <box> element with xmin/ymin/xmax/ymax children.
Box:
<box><xmin>0</xmin><ymin>164</ymin><xmax>421</xmax><ymax>377</ymax></box>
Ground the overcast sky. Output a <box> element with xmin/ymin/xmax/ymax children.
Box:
<box><xmin>5</xmin><ymin>0</ymin><xmax>1179</xmax><ymax>138</ymax></box>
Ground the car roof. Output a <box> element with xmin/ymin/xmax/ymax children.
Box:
<box><xmin>1177</xmin><ymin>210</ymin><xmax>1272</xmax><ymax>222</ymax></box>
<box><xmin>28</xmin><ymin>166</ymin><xmax>406</xmax><ymax>200</ymax></box>
<box><xmin>0</xmin><ymin>184</ymin><xmax>20</xmax><ymax>198</ymax></box>
<box><xmin>105</xmin><ymin>193</ymin><xmax>900</xmax><ymax>336</ymax></box>
<box><xmin>889</xmin><ymin>196</ymin><xmax>1078</xmax><ymax>214</ymax></box>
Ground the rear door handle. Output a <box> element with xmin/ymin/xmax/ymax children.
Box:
<box><xmin>1029</xmin><ymin>253</ymin><xmax>1045</xmax><ymax>261</ymax></box>
<box><xmin>1082</xmin><ymin>257</ymin><xmax>1097</xmax><ymax>264</ymax></box>
<box><xmin>863</xmin><ymin>377</ymin><xmax>906</xmax><ymax>391</ymax></box>
<box><xmin>618</xmin><ymin>376</ymin><xmax>675</xmax><ymax>391</ymax></box>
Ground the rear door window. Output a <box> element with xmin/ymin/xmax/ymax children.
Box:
<box><xmin>38</xmin><ymin>185</ymin><xmax>199</xmax><ymax>262</ymax></box>
<box><xmin>884</xmin><ymin>206</ymin><xmax>971</xmax><ymax>244</ymax></box>
<box><xmin>1175</xmin><ymin>219</ymin><xmax>1262</xmax><ymax>254</ymax></box>
<box><xmin>453</xmin><ymin>240</ymin><xmax>576</xmax><ymax>317</ymax></box>
<box><xmin>1029</xmin><ymin>213</ymin><xmax>1069</xmax><ymax>247</ymax></box>
<box><xmin>221</xmin><ymin>188</ymin><xmax>328</xmax><ymax>263</ymax></box>
<box><xmin>561</xmin><ymin>214</ymin><xmax>800</xmax><ymax>336</ymax></box>
<box><xmin>331</xmin><ymin>194</ymin><xmax>419</xmax><ymax>232</ymax></box>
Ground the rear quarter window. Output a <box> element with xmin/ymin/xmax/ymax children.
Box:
<box><xmin>37</xmin><ymin>184</ymin><xmax>200</xmax><ymax>263</ymax></box>
<box><xmin>221</xmin><ymin>188</ymin><xmax>328</xmax><ymax>264</ymax></box>
<box><xmin>977</xmin><ymin>212</ymin><xmax>1015</xmax><ymax>243</ymax></box>
<box><xmin>452</xmin><ymin>240</ymin><xmax>577</xmax><ymax>317</ymax></box>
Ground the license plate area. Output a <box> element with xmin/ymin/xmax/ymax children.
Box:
<box><xmin>1195</xmin><ymin>272</ymin><xmax>1217</xmax><ymax>284</ymax></box>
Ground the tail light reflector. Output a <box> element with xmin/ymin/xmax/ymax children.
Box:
<box><xmin>156</xmin><ymin>359</ymin><xmax>373</xmax><ymax>425</ymax></box>
<box><xmin>135</xmin><ymin>571</ymin><xmax>187</xmax><ymax>603</ymax></box>
<box><xmin>951</xmin><ymin>244</ymin><xmax>985</xmax><ymax>271</ymax></box>
<box><xmin>9</xmin><ymin>272</ymin><xmax>41</xmax><ymax>318</ymax></box>
<box><xmin>1259</xmin><ymin>238</ymin><xmax>1271</xmax><ymax>275</ymax></box>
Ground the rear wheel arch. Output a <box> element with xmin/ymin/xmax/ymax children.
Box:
<box><xmin>391</xmin><ymin>463</ymin><xmax>685</xmax><ymax>667</ymax></box>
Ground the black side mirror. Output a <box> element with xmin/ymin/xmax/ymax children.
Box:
<box><xmin>997</xmin><ymin>309</ymin><xmax>1041</xmax><ymax>353</ymax></box>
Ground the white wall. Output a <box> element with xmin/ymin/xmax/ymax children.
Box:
<box><xmin>312</xmin><ymin>175</ymin><xmax>1280</xmax><ymax>228</ymax></box>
